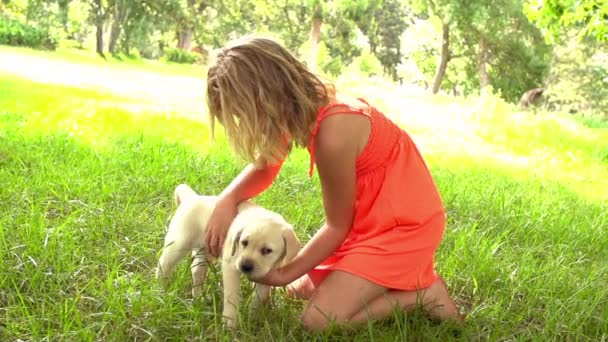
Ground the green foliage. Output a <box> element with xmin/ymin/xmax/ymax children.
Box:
<box><xmin>1</xmin><ymin>0</ymin><xmax>29</xmax><ymax>20</ymax></box>
<box><xmin>323</xmin><ymin>12</ymin><xmax>362</xmax><ymax>70</ymax></box>
<box><xmin>301</xmin><ymin>40</ymin><xmax>344</xmax><ymax>76</ymax></box>
<box><xmin>399</xmin><ymin>19</ymin><xmax>439</xmax><ymax>87</ymax></box>
<box><xmin>356</xmin><ymin>0</ymin><xmax>410</xmax><ymax>81</ymax></box>
<box><xmin>251</xmin><ymin>0</ymin><xmax>309</xmax><ymax>52</ymax></box>
<box><xmin>0</xmin><ymin>15</ymin><xmax>57</xmax><ymax>50</ymax></box>
<box><xmin>485</xmin><ymin>20</ymin><xmax>552</xmax><ymax>102</ymax></box>
<box><xmin>455</xmin><ymin>0</ymin><xmax>552</xmax><ymax>101</ymax></box>
<box><xmin>543</xmin><ymin>38</ymin><xmax>608</xmax><ymax>116</ymax></box>
<box><xmin>118</xmin><ymin>1</ymin><xmax>170</xmax><ymax>58</ymax></box>
<box><xmin>0</xmin><ymin>0</ymin><xmax>600</xmax><ymax>108</ymax></box>
<box><xmin>163</xmin><ymin>47</ymin><xmax>199</xmax><ymax>64</ymax></box>
<box><xmin>342</xmin><ymin>48</ymin><xmax>384</xmax><ymax>80</ymax></box>
<box><xmin>354</xmin><ymin>49</ymin><xmax>384</xmax><ymax>76</ymax></box>
<box><xmin>401</xmin><ymin>0</ymin><xmax>552</xmax><ymax>101</ymax></box>
<box><xmin>524</xmin><ymin>0</ymin><xmax>608</xmax><ymax>43</ymax></box>
<box><xmin>25</xmin><ymin>0</ymin><xmax>60</xmax><ymax>31</ymax></box>
<box><xmin>65</xmin><ymin>0</ymin><xmax>90</xmax><ymax>47</ymax></box>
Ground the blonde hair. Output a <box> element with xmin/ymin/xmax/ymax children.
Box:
<box><xmin>206</xmin><ymin>35</ymin><xmax>333</xmax><ymax>167</ymax></box>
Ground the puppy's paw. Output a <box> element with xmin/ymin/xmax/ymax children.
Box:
<box><xmin>192</xmin><ymin>284</ymin><xmax>204</xmax><ymax>298</ymax></box>
<box><xmin>251</xmin><ymin>295</ymin><xmax>270</xmax><ymax>309</ymax></box>
<box><xmin>221</xmin><ymin>316</ymin><xmax>238</xmax><ymax>330</ymax></box>
<box><xmin>154</xmin><ymin>268</ymin><xmax>169</xmax><ymax>287</ymax></box>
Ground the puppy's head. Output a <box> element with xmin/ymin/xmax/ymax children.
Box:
<box><xmin>230</xmin><ymin>209</ymin><xmax>300</xmax><ymax>280</ymax></box>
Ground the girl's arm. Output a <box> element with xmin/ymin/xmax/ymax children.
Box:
<box><xmin>219</xmin><ymin>159</ymin><xmax>284</xmax><ymax>204</ymax></box>
<box><xmin>219</xmin><ymin>135</ymin><xmax>290</xmax><ymax>204</ymax></box>
<box><xmin>205</xmin><ymin>158</ymin><xmax>284</xmax><ymax>257</ymax></box>
<box><xmin>255</xmin><ymin>114</ymin><xmax>361</xmax><ymax>285</ymax></box>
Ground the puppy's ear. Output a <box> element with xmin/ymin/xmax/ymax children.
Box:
<box><xmin>280</xmin><ymin>224</ymin><xmax>301</xmax><ymax>265</ymax></box>
<box><xmin>231</xmin><ymin>229</ymin><xmax>243</xmax><ymax>256</ymax></box>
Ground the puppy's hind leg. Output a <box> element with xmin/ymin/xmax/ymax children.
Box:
<box><xmin>191</xmin><ymin>248</ymin><xmax>208</xmax><ymax>298</ymax></box>
<box><xmin>174</xmin><ymin>183</ymin><xmax>198</xmax><ymax>206</ymax></box>
<box><xmin>155</xmin><ymin>240</ymin><xmax>190</xmax><ymax>286</ymax></box>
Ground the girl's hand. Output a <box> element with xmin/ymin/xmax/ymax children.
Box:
<box><xmin>204</xmin><ymin>195</ymin><xmax>238</xmax><ymax>258</ymax></box>
<box><xmin>252</xmin><ymin>267</ymin><xmax>291</xmax><ymax>287</ymax></box>
<box><xmin>204</xmin><ymin>160</ymin><xmax>284</xmax><ymax>257</ymax></box>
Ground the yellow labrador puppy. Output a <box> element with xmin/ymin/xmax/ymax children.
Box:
<box><xmin>155</xmin><ymin>184</ymin><xmax>301</xmax><ymax>328</ymax></box>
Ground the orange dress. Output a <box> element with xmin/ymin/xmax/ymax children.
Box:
<box><xmin>306</xmin><ymin>99</ymin><xmax>446</xmax><ymax>290</ymax></box>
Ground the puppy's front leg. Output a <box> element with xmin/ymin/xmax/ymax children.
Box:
<box><xmin>252</xmin><ymin>283</ymin><xmax>271</xmax><ymax>308</ymax></box>
<box><xmin>190</xmin><ymin>248</ymin><xmax>208</xmax><ymax>298</ymax></box>
<box><xmin>221</xmin><ymin>260</ymin><xmax>241</xmax><ymax>328</ymax></box>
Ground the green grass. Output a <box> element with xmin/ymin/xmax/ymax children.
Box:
<box><xmin>1</xmin><ymin>62</ymin><xmax>607</xmax><ymax>341</ymax></box>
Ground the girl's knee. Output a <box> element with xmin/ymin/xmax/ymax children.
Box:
<box><xmin>300</xmin><ymin>305</ymin><xmax>333</xmax><ymax>331</ymax></box>
<box><xmin>300</xmin><ymin>299</ymin><xmax>352</xmax><ymax>331</ymax></box>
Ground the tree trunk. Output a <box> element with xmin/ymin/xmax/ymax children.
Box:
<box><xmin>58</xmin><ymin>0</ymin><xmax>70</xmax><ymax>35</ymax></box>
<box><xmin>109</xmin><ymin>1</ymin><xmax>130</xmax><ymax>55</ymax></box>
<box><xmin>431</xmin><ymin>22</ymin><xmax>450</xmax><ymax>94</ymax></box>
<box><xmin>123</xmin><ymin>32</ymin><xmax>131</xmax><ymax>56</ymax></box>
<box><xmin>108</xmin><ymin>25</ymin><xmax>120</xmax><ymax>54</ymax></box>
<box><xmin>177</xmin><ymin>26</ymin><xmax>194</xmax><ymax>50</ymax></box>
<box><xmin>95</xmin><ymin>22</ymin><xmax>104</xmax><ymax>57</ymax></box>
<box><xmin>307</xmin><ymin>13</ymin><xmax>322</xmax><ymax>72</ymax></box>
<box><xmin>478</xmin><ymin>36</ymin><xmax>490</xmax><ymax>93</ymax></box>
<box><xmin>93</xmin><ymin>0</ymin><xmax>105</xmax><ymax>57</ymax></box>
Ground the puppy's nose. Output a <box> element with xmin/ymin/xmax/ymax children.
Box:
<box><xmin>240</xmin><ymin>260</ymin><xmax>254</xmax><ymax>273</ymax></box>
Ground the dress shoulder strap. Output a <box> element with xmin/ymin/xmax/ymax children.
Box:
<box><xmin>307</xmin><ymin>99</ymin><xmax>372</xmax><ymax>177</ymax></box>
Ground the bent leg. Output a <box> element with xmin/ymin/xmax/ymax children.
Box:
<box><xmin>349</xmin><ymin>277</ymin><xmax>462</xmax><ymax>324</ymax></box>
<box><xmin>300</xmin><ymin>270</ymin><xmax>387</xmax><ymax>330</ymax></box>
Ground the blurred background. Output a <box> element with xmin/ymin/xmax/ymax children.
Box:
<box><xmin>0</xmin><ymin>0</ymin><xmax>606</xmax><ymax>116</ymax></box>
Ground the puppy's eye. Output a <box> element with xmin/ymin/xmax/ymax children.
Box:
<box><xmin>261</xmin><ymin>247</ymin><xmax>273</xmax><ymax>255</ymax></box>
<box><xmin>241</xmin><ymin>240</ymin><xmax>248</xmax><ymax>247</ymax></box>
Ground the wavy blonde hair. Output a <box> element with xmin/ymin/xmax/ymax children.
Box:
<box><xmin>206</xmin><ymin>35</ymin><xmax>333</xmax><ymax>167</ymax></box>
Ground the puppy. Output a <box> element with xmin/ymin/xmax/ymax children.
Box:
<box><xmin>155</xmin><ymin>184</ymin><xmax>301</xmax><ymax>328</ymax></box>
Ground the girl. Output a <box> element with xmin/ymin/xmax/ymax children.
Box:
<box><xmin>203</xmin><ymin>36</ymin><xmax>461</xmax><ymax>330</ymax></box>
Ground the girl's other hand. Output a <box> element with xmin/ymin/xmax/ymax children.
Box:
<box><xmin>204</xmin><ymin>195</ymin><xmax>239</xmax><ymax>257</ymax></box>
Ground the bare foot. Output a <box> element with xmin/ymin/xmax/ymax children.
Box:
<box><xmin>423</xmin><ymin>277</ymin><xmax>464</xmax><ymax>323</ymax></box>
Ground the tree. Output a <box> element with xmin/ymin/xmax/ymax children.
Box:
<box><xmin>306</xmin><ymin>0</ymin><xmax>324</xmax><ymax>71</ymax></box>
<box><xmin>88</xmin><ymin>0</ymin><xmax>107</xmax><ymax>56</ymax></box>
<box><xmin>355</xmin><ymin>0</ymin><xmax>410</xmax><ymax>81</ymax></box>
<box><xmin>407</xmin><ymin>0</ymin><xmax>455</xmax><ymax>93</ymax></box>
<box><xmin>66</xmin><ymin>0</ymin><xmax>91</xmax><ymax>47</ymax></box>
<box><xmin>116</xmin><ymin>0</ymin><xmax>162</xmax><ymax>56</ymax></box>
<box><xmin>108</xmin><ymin>0</ymin><xmax>130</xmax><ymax>54</ymax></box>
<box><xmin>524</xmin><ymin>0</ymin><xmax>608</xmax><ymax>43</ymax></box>
<box><xmin>405</xmin><ymin>0</ymin><xmax>551</xmax><ymax>100</ymax></box>
<box><xmin>141</xmin><ymin>0</ymin><xmax>210</xmax><ymax>51</ymax></box>
<box><xmin>455</xmin><ymin>0</ymin><xmax>551</xmax><ymax>99</ymax></box>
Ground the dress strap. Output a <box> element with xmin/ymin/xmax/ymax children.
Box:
<box><xmin>307</xmin><ymin>99</ymin><xmax>372</xmax><ymax>177</ymax></box>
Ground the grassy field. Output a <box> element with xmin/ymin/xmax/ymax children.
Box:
<box><xmin>1</xmin><ymin>46</ymin><xmax>607</xmax><ymax>341</ymax></box>
<box><xmin>0</xmin><ymin>45</ymin><xmax>205</xmax><ymax>77</ymax></box>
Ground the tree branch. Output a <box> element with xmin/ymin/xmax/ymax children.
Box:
<box><xmin>426</xmin><ymin>0</ymin><xmax>444</xmax><ymax>21</ymax></box>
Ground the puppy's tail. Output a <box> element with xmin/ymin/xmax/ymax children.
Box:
<box><xmin>174</xmin><ymin>183</ymin><xmax>198</xmax><ymax>206</ymax></box>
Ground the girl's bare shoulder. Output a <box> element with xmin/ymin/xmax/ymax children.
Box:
<box><xmin>315</xmin><ymin>94</ymin><xmax>371</xmax><ymax>157</ymax></box>
<box><xmin>323</xmin><ymin>93</ymin><xmax>371</xmax><ymax>116</ymax></box>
